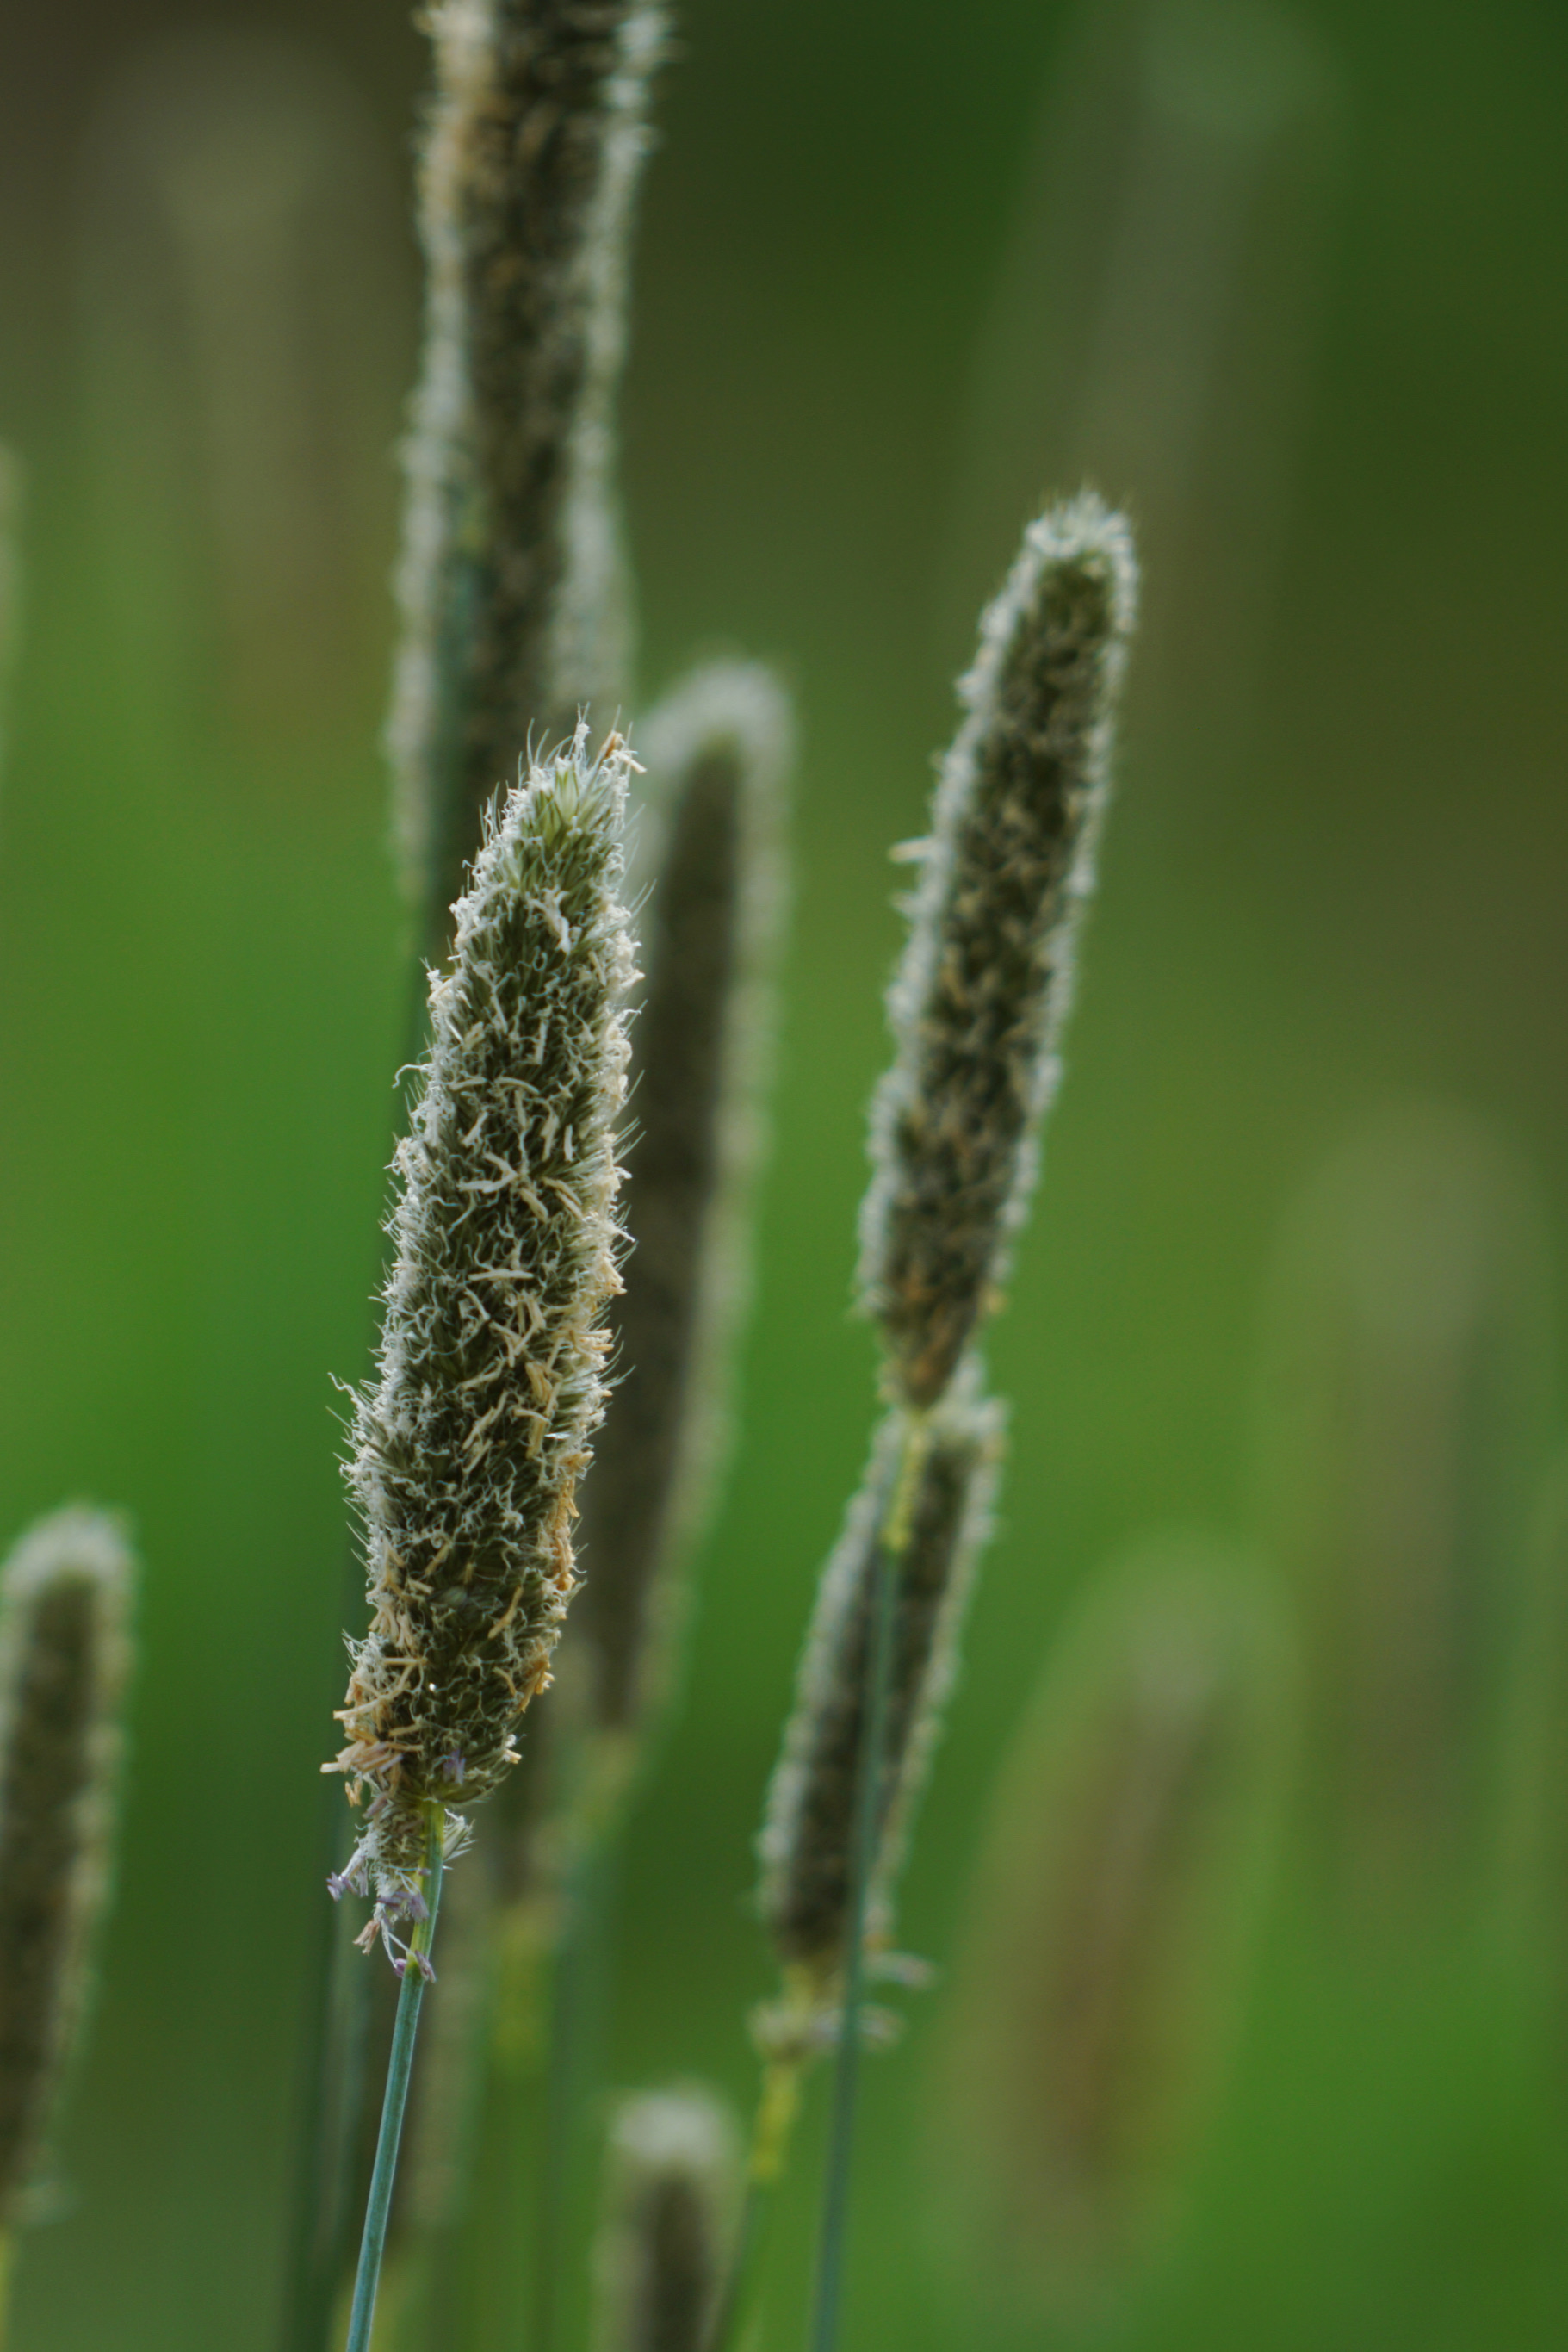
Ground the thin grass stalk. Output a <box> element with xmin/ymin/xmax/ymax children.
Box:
<box><xmin>373</xmin><ymin>1844</ymin><xmax>498</xmax><ymax>2349</ymax></box>
<box><xmin>344</xmin><ymin>1808</ymin><xmax>447</xmax><ymax>2352</ymax></box>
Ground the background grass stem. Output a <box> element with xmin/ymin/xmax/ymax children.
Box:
<box><xmin>708</xmin><ymin>2061</ymin><xmax>803</xmax><ymax>2352</ymax></box>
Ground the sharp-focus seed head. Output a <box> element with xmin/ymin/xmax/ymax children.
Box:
<box><xmin>592</xmin><ymin>2087</ymin><xmax>740</xmax><ymax>2352</ymax></box>
<box><xmin>574</xmin><ymin>659</ymin><xmax>793</xmax><ymax>1741</ymax></box>
<box><xmin>327</xmin><ymin>724</ymin><xmax>639</xmax><ymax>1928</ymax></box>
<box><xmin>758</xmin><ymin>1386</ymin><xmax>1006</xmax><ymax>1993</ymax></box>
<box><xmin>0</xmin><ymin>1505</ymin><xmax>135</xmax><ymax>2224</ymax></box>
<box><xmin>858</xmin><ymin>494</ymin><xmax>1137</xmax><ymax>1408</ymax></box>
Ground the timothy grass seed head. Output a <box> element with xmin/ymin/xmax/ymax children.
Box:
<box><xmin>858</xmin><ymin>495</ymin><xmax>1137</xmax><ymax>1408</ymax></box>
<box><xmin>328</xmin><ymin>723</ymin><xmax>638</xmax><ymax>1946</ymax></box>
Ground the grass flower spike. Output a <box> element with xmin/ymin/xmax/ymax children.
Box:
<box><xmin>390</xmin><ymin>0</ymin><xmax>665</xmax><ymax>944</ymax></box>
<box><xmin>859</xmin><ymin>495</ymin><xmax>1137</xmax><ymax>1406</ymax></box>
<box><xmin>327</xmin><ymin>723</ymin><xmax>638</xmax><ymax>1952</ymax></box>
<box><xmin>577</xmin><ymin>660</ymin><xmax>793</xmax><ymax>1742</ymax></box>
<box><xmin>0</xmin><ymin>1506</ymin><xmax>134</xmax><ymax>2226</ymax></box>
<box><xmin>759</xmin><ymin>1392</ymin><xmax>1004</xmax><ymax>1997</ymax></box>
<box><xmin>592</xmin><ymin>2088</ymin><xmax>740</xmax><ymax>2352</ymax></box>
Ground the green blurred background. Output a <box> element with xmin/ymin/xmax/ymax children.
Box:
<box><xmin>2</xmin><ymin>0</ymin><xmax>1568</xmax><ymax>2344</ymax></box>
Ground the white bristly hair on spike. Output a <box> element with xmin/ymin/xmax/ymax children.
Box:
<box><xmin>327</xmin><ymin>723</ymin><xmax>639</xmax><ymax>1942</ymax></box>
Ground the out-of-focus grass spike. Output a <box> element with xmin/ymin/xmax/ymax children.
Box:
<box><xmin>575</xmin><ymin>658</ymin><xmax>793</xmax><ymax>1759</ymax></box>
<box><xmin>1255</xmin><ymin>1102</ymin><xmax>1552</xmax><ymax>1913</ymax></box>
<box><xmin>0</xmin><ymin>1506</ymin><xmax>135</xmax><ymax>2317</ymax></box>
<box><xmin>858</xmin><ymin>493</ymin><xmax>1137</xmax><ymax>1408</ymax></box>
<box><xmin>939</xmin><ymin>1544</ymin><xmax>1291</xmax><ymax>2316</ymax></box>
<box><xmin>390</xmin><ymin>0</ymin><xmax>666</xmax><ymax>953</ymax></box>
<box><xmin>756</xmin><ymin>1387</ymin><xmax>1004</xmax><ymax>2024</ymax></box>
<box><xmin>592</xmin><ymin>2089</ymin><xmax>741</xmax><ymax>2352</ymax></box>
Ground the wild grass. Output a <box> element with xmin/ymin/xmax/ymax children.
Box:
<box><xmin>1</xmin><ymin>5</ymin><xmax>1565</xmax><ymax>2352</ymax></box>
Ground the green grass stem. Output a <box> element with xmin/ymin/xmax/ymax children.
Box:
<box><xmin>344</xmin><ymin>1809</ymin><xmax>447</xmax><ymax>2352</ymax></box>
<box><xmin>707</xmin><ymin>2066</ymin><xmax>798</xmax><ymax>2352</ymax></box>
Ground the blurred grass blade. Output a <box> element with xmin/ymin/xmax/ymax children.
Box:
<box><xmin>939</xmin><ymin>1543</ymin><xmax>1291</xmax><ymax>2315</ymax></box>
<box><xmin>1255</xmin><ymin>1102</ymin><xmax>1553</xmax><ymax>1913</ymax></box>
<box><xmin>946</xmin><ymin>0</ymin><xmax>1339</xmax><ymax>713</ymax></box>
<box><xmin>78</xmin><ymin>29</ymin><xmax>406</xmax><ymax>754</ymax></box>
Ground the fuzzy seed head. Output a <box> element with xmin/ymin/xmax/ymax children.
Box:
<box><xmin>592</xmin><ymin>2088</ymin><xmax>740</xmax><ymax>2352</ymax></box>
<box><xmin>758</xmin><ymin>1389</ymin><xmax>1005</xmax><ymax>1989</ymax></box>
<box><xmin>328</xmin><ymin>724</ymin><xmax>638</xmax><ymax>1905</ymax></box>
<box><xmin>0</xmin><ymin>1506</ymin><xmax>134</xmax><ymax>2222</ymax></box>
<box><xmin>859</xmin><ymin>495</ymin><xmax>1137</xmax><ymax>1407</ymax></box>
